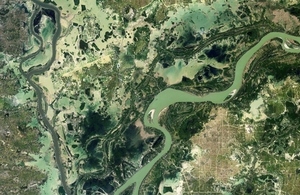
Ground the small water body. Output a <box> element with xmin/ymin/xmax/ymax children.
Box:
<box><xmin>114</xmin><ymin>32</ymin><xmax>300</xmax><ymax>194</ymax></box>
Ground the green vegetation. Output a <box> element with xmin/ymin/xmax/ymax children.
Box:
<box><xmin>128</xmin><ymin>26</ymin><xmax>150</xmax><ymax>60</ymax></box>
<box><xmin>0</xmin><ymin>14</ymin><xmax>46</xmax><ymax>190</ymax></box>
<box><xmin>99</xmin><ymin>0</ymin><xmax>151</xmax><ymax>14</ymax></box>
<box><xmin>0</xmin><ymin>84</ymin><xmax>46</xmax><ymax>193</ymax></box>
<box><xmin>0</xmin><ymin>0</ymin><xmax>29</xmax><ymax>56</ymax></box>
<box><xmin>266</xmin><ymin>100</ymin><xmax>285</xmax><ymax>118</ymax></box>
<box><xmin>161</xmin><ymin>102</ymin><xmax>213</xmax><ymax>141</ymax></box>
<box><xmin>153</xmin><ymin>5</ymin><xmax>168</xmax><ymax>24</ymax></box>
<box><xmin>141</xmin><ymin>139</ymin><xmax>191</xmax><ymax>194</ymax></box>
<box><xmin>219</xmin><ymin>40</ymin><xmax>300</xmax><ymax>194</ymax></box>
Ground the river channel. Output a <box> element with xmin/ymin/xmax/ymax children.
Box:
<box><xmin>114</xmin><ymin>32</ymin><xmax>300</xmax><ymax>194</ymax></box>
<box><xmin>19</xmin><ymin>0</ymin><xmax>71</xmax><ymax>194</ymax></box>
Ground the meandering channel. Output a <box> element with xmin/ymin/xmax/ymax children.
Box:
<box><xmin>19</xmin><ymin>1</ymin><xmax>71</xmax><ymax>194</ymax></box>
<box><xmin>114</xmin><ymin>32</ymin><xmax>300</xmax><ymax>194</ymax></box>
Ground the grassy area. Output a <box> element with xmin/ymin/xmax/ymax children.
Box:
<box><xmin>101</xmin><ymin>0</ymin><xmax>152</xmax><ymax>14</ymax></box>
<box><xmin>281</xmin><ymin>161</ymin><xmax>300</xmax><ymax>194</ymax></box>
<box><xmin>0</xmin><ymin>1</ymin><xmax>29</xmax><ymax>57</ymax></box>
<box><xmin>0</xmin><ymin>69</ymin><xmax>20</xmax><ymax>95</ymax></box>
<box><xmin>128</xmin><ymin>26</ymin><xmax>150</xmax><ymax>60</ymax></box>
<box><xmin>154</xmin><ymin>5</ymin><xmax>168</xmax><ymax>24</ymax></box>
<box><xmin>0</xmin><ymin>105</ymin><xmax>47</xmax><ymax>193</ymax></box>
<box><xmin>164</xmin><ymin>0</ymin><xmax>192</xmax><ymax>6</ymax></box>
<box><xmin>0</xmin><ymin>106</ymin><xmax>46</xmax><ymax>194</ymax></box>
<box><xmin>0</xmin><ymin>68</ymin><xmax>46</xmax><ymax>193</ymax></box>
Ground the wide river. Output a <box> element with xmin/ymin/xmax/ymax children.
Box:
<box><xmin>114</xmin><ymin>32</ymin><xmax>300</xmax><ymax>194</ymax></box>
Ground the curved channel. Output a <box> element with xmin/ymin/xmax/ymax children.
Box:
<box><xmin>114</xmin><ymin>32</ymin><xmax>300</xmax><ymax>194</ymax></box>
<box><xmin>19</xmin><ymin>1</ymin><xmax>71</xmax><ymax>194</ymax></box>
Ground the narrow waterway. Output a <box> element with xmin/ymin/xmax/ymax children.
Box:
<box><xmin>114</xmin><ymin>32</ymin><xmax>300</xmax><ymax>194</ymax></box>
<box><xmin>19</xmin><ymin>1</ymin><xmax>71</xmax><ymax>194</ymax></box>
